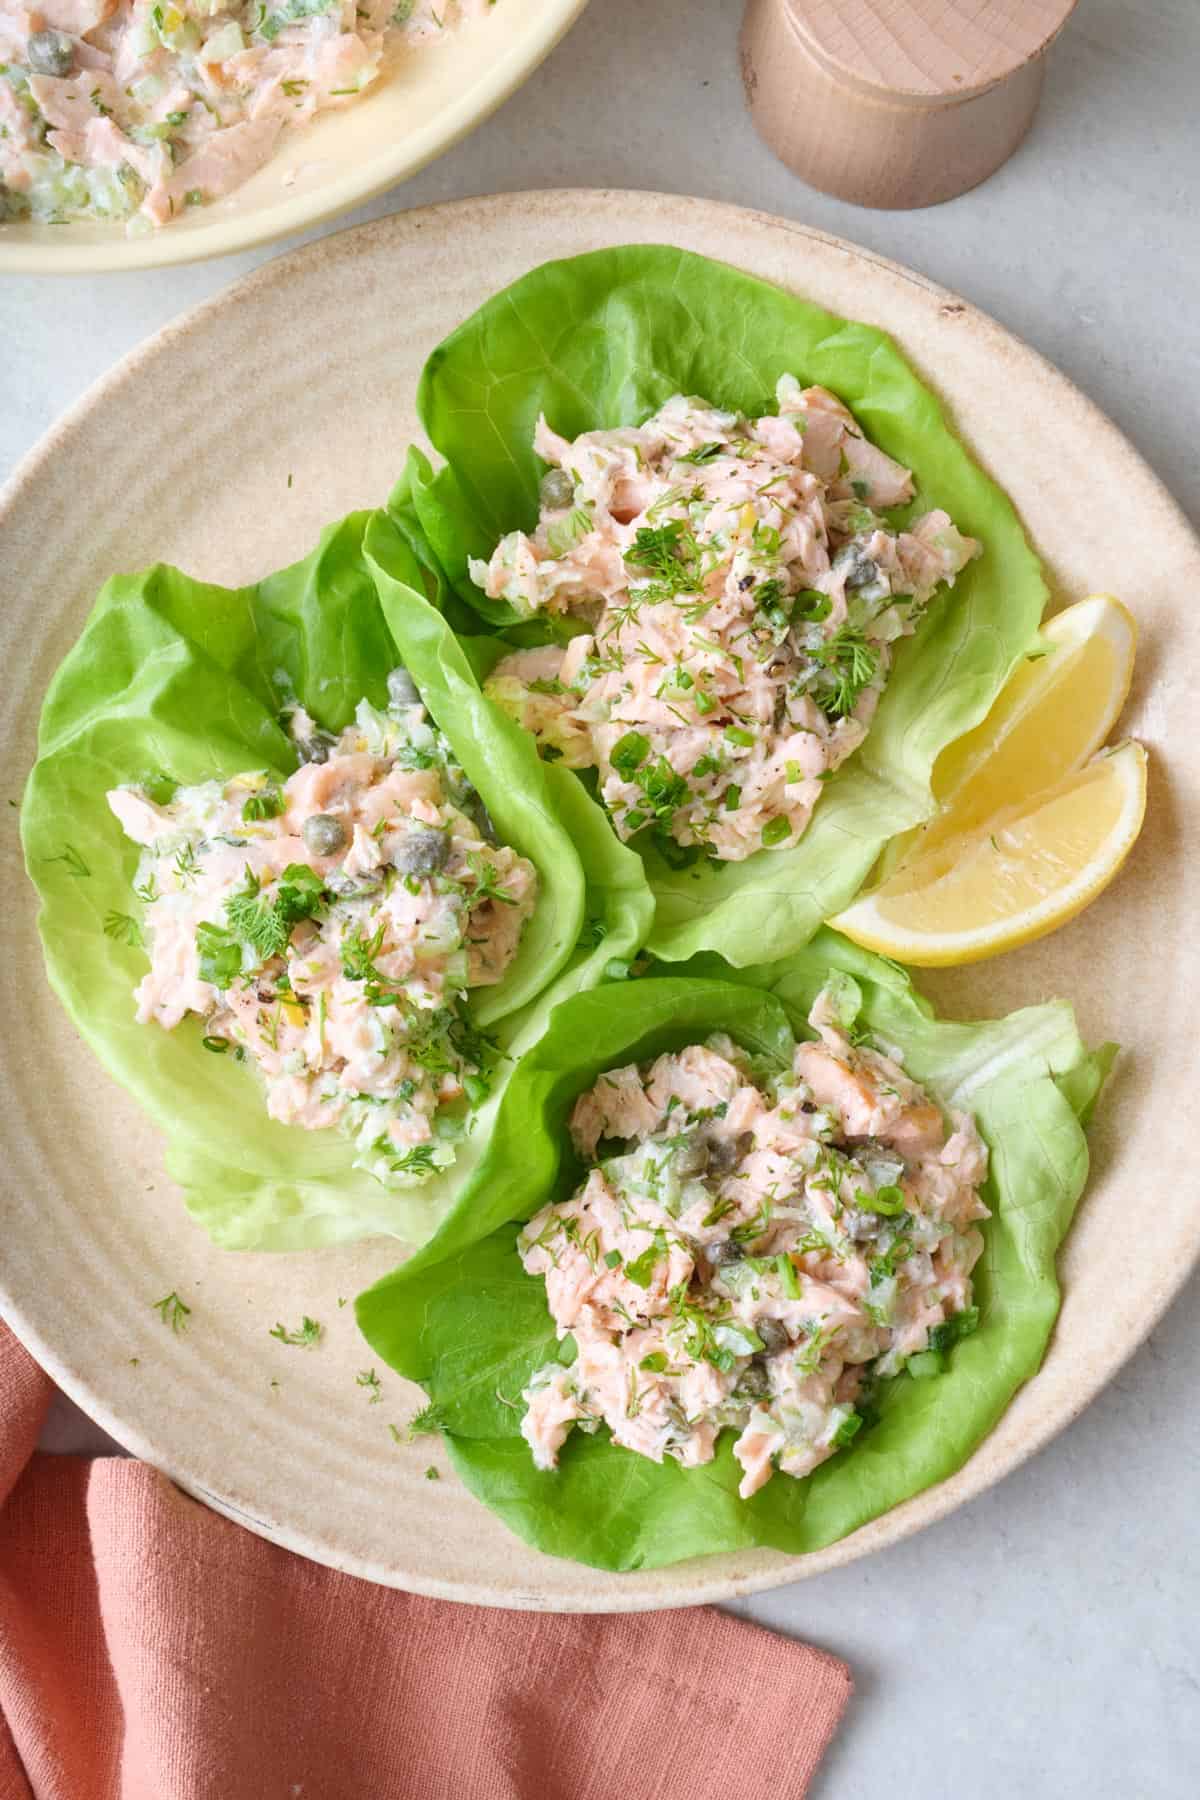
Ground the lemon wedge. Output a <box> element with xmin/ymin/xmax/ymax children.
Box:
<box><xmin>882</xmin><ymin>594</ymin><xmax>1137</xmax><ymax>877</ymax></box>
<box><xmin>833</xmin><ymin>741</ymin><xmax>1147</xmax><ymax>966</ymax></box>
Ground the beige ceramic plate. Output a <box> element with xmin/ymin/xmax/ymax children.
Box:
<box><xmin>0</xmin><ymin>0</ymin><xmax>585</xmax><ymax>275</ymax></box>
<box><xmin>2</xmin><ymin>192</ymin><xmax>1197</xmax><ymax>1611</ymax></box>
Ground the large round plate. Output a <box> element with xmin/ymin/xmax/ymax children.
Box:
<box><xmin>1</xmin><ymin>192</ymin><xmax>1195</xmax><ymax>1610</ymax></box>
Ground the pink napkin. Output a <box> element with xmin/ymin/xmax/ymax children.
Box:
<box><xmin>0</xmin><ymin>1323</ymin><xmax>851</xmax><ymax>1800</ymax></box>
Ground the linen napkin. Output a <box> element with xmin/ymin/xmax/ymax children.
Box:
<box><xmin>0</xmin><ymin>1323</ymin><xmax>851</xmax><ymax>1800</ymax></box>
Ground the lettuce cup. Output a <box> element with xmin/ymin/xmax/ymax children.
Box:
<box><xmin>356</xmin><ymin>932</ymin><xmax>1111</xmax><ymax>1571</ymax></box>
<box><xmin>387</xmin><ymin>245</ymin><xmax>1050</xmax><ymax>964</ymax></box>
<box><xmin>22</xmin><ymin>511</ymin><xmax>651</xmax><ymax>1250</ymax></box>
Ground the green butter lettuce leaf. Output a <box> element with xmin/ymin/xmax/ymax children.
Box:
<box><xmin>402</xmin><ymin>244</ymin><xmax>1049</xmax><ymax>963</ymax></box>
<box><xmin>356</xmin><ymin>932</ymin><xmax>1111</xmax><ymax>1571</ymax></box>
<box><xmin>363</xmin><ymin>505</ymin><xmax>654</xmax><ymax>1023</ymax></box>
<box><xmin>22</xmin><ymin>512</ymin><xmax>652</xmax><ymax>1251</ymax></box>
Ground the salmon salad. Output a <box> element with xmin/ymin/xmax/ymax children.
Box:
<box><xmin>106</xmin><ymin>672</ymin><xmax>537</xmax><ymax>1187</ymax></box>
<box><xmin>478</xmin><ymin>379</ymin><xmax>980</xmax><ymax>864</ymax></box>
<box><xmin>0</xmin><ymin>0</ymin><xmax>487</xmax><ymax>229</ymax></box>
<box><xmin>518</xmin><ymin>978</ymin><xmax>988</xmax><ymax>1497</ymax></box>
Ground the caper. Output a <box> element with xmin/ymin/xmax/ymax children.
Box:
<box><xmin>673</xmin><ymin>1138</ymin><xmax>710</xmax><ymax>1179</ymax></box>
<box><xmin>706</xmin><ymin>1137</ymin><xmax>739</xmax><ymax>1175</ymax></box>
<box><xmin>707</xmin><ymin>1239</ymin><xmax>744</xmax><ymax>1268</ymax></box>
<box><xmin>393</xmin><ymin>828</ymin><xmax>449</xmax><ymax>877</ymax></box>
<box><xmin>539</xmin><ymin>468</ymin><xmax>574</xmax><ymax>511</ymax></box>
<box><xmin>846</xmin><ymin>556</ymin><xmax>878</xmax><ymax>591</ymax></box>
<box><xmin>757</xmin><ymin>1317</ymin><xmax>790</xmax><ymax>1355</ymax></box>
<box><xmin>706</xmin><ymin>1129</ymin><xmax>755</xmax><ymax>1175</ymax></box>
<box><xmin>295</xmin><ymin>729</ymin><xmax>336</xmax><ymax>766</ymax></box>
<box><xmin>386</xmin><ymin>666</ymin><xmax>420</xmax><ymax>709</ymax></box>
<box><xmin>834</xmin><ymin>544</ymin><xmax>879</xmax><ymax>591</ymax></box>
<box><xmin>302</xmin><ymin>814</ymin><xmax>345</xmax><ymax>857</ymax></box>
<box><xmin>27</xmin><ymin>30</ymin><xmax>75</xmax><ymax>76</ymax></box>
<box><xmin>738</xmin><ymin>1362</ymin><xmax>770</xmax><ymax>1398</ymax></box>
<box><xmin>845</xmin><ymin>1136</ymin><xmax>906</xmax><ymax>1189</ymax></box>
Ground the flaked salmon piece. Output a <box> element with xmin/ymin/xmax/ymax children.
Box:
<box><xmin>33</xmin><ymin>0</ymin><xmax>116</xmax><ymax>33</ymax></box>
<box><xmin>837</xmin><ymin>432</ymin><xmax>915</xmax><ymax>507</ymax></box>
<box><xmin>0</xmin><ymin>15</ymin><xmax>33</xmax><ymax>62</ymax></box>
<box><xmin>533</xmin><ymin>415</ymin><xmax>573</xmax><ymax>466</ymax></box>
<box><xmin>882</xmin><ymin>1102</ymin><xmax>946</xmax><ymax>1156</ymax></box>
<box><xmin>27</xmin><ymin>69</ymin><xmax>121</xmax><ymax>132</ymax></box>
<box><xmin>731</xmin><ymin>1423</ymin><xmax>785</xmax><ymax>1498</ymax></box>
<box><xmin>794</xmin><ymin>1042</ymin><xmax>891</xmax><ymax>1138</ymax></box>
<box><xmin>754</xmin><ymin>413</ymin><xmax>806</xmax><ymax>463</ymax></box>
<box><xmin>106</xmin><ymin>787</ymin><xmax>171</xmax><ymax>845</ymax></box>
<box><xmin>570</xmin><ymin>1065</ymin><xmax>662</xmax><ymax>1157</ymax></box>
<box><xmin>166</xmin><ymin>116</ymin><xmax>281</xmax><ymax>206</ymax></box>
<box><xmin>521</xmin><ymin>1369</ymin><xmax>581</xmax><ymax>1472</ymax></box>
<box><xmin>82</xmin><ymin>114</ymin><xmax>160</xmax><ymax>183</ymax></box>
<box><xmin>644</xmin><ymin>1043</ymin><xmax>745</xmax><ymax>1117</ymax></box>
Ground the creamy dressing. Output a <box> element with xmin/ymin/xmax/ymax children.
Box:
<box><xmin>106</xmin><ymin>679</ymin><xmax>537</xmax><ymax>1187</ymax></box>
<box><xmin>0</xmin><ymin>0</ymin><xmax>488</xmax><ymax>228</ymax></box>
<box><xmin>479</xmin><ymin>380</ymin><xmax>979</xmax><ymax>864</ymax></box>
<box><xmin>519</xmin><ymin>980</ymin><xmax>989</xmax><ymax>1497</ymax></box>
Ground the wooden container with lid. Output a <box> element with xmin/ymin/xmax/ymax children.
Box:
<box><xmin>740</xmin><ymin>0</ymin><xmax>1079</xmax><ymax>210</ymax></box>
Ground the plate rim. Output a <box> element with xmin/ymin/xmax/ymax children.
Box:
<box><xmin>4</xmin><ymin>188</ymin><xmax>1198</xmax><ymax>1610</ymax></box>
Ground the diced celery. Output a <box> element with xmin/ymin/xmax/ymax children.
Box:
<box><xmin>201</xmin><ymin>20</ymin><xmax>245</xmax><ymax>58</ymax></box>
<box><xmin>130</xmin><ymin>17</ymin><xmax>160</xmax><ymax>55</ymax></box>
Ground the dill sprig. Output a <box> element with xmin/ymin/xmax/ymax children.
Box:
<box><xmin>151</xmin><ymin>1291</ymin><xmax>191</xmax><ymax>1332</ymax></box>
<box><xmin>269</xmin><ymin>1316</ymin><xmax>322</xmax><ymax>1347</ymax></box>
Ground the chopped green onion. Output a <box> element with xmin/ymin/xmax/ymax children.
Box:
<box><xmin>775</xmin><ymin>1253</ymin><xmax>801</xmax><ymax>1299</ymax></box>
<box><xmin>926</xmin><ymin>1305</ymin><xmax>980</xmax><ymax>1353</ymax></box>
<box><xmin>241</xmin><ymin>788</ymin><xmax>283</xmax><ymax>822</ymax></box>
<box><xmin>624</xmin><ymin>1234</ymin><xmax>666</xmax><ymax>1288</ymax></box>
<box><xmin>833</xmin><ymin>1411</ymin><xmax>863</xmax><ymax>1447</ymax></box>
<box><xmin>855</xmin><ymin>1184</ymin><xmax>906</xmax><ymax>1216</ymax></box>
<box><xmin>611</xmin><ymin>730</ymin><xmax>650</xmax><ymax>779</ymax></box>
<box><xmin>462</xmin><ymin>1073</ymin><xmax>490</xmax><ymax>1107</ymax></box>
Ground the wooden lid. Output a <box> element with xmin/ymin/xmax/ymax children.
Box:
<box><xmin>788</xmin><ymin>0</ymin><xmax>1078</xmax><ymax>104</ymax></box>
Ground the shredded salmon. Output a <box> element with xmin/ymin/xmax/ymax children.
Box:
<box><xmin>518</xmin><ymin>983</ymin><xmax>988</xmax><ymax>1497</ymax></box>
<box><xmin>480</xmin><ymin>380</ymin><xmax>979</xmax><ymax>863</ymax></box>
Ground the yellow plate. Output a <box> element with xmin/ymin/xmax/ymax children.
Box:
<box><xmin>0</xmin><ymin>0</ymin><xmax>587</xmax><ymax>275</ymax></box>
